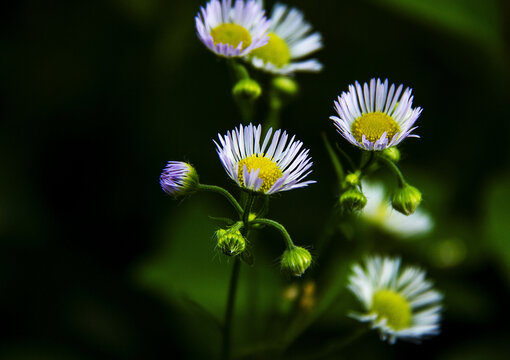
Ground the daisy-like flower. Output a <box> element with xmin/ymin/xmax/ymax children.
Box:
<box><xmin>160</xmin><ymin>161</ymin><xmax>199</xmax><ymax>197</ymax></box>
<box><xmin>330</xmin><ymin>78</ymin><xmax>422</xmax><ymax>150</ymax></box>
<box><xmin>195</xmin><ymin>0</ymin><xmax>270</xmax><ymax>58</ymax></box>
<box><xmin>348</xmin><ymin>255</ymin><xmax>443</xmax><ymax>344</ymax></box>
<box><xmin>249</xmin><ymin>3</ymin><xmax>323</xmax><ymax>74</ymax></box>
<box><xmin>362</xmin><ymin>181</ymin><xmax>433</xmax><ymax>238</ymax></box>
<box><xmin>215</xmin><ymin>123</ymin><xmax>315</xmax><ymax>194</ymax></box>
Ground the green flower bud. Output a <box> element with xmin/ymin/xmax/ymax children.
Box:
<box><xmin>281</xmin><ymin>246</ymin><xmax>312</xmax><ymax>277</ymax></box>
<box><xmin>216</xmin><ymin>223</ymin><xmax>246</xmax><ymax>256</ymax></box>
<box><xmin>339</xmin><ymin>188</ymin><xmax>367</xmax><ymax>211</ymax></box>
<box><xmin>382</xmin><ymin>147</ymin><xmax>401</xmax><ymax>163</ymax></box>
<box><xmin>392</xmin><ymin>184</ymin><xmax>422</xmax><ymax>215</ymax></box>
<box><xmin>345</xmin><ymin>171</ymin><xmax>361</xmax><ymax>187</ymax></box>
<box><xmin>232</xmin><ymin>78</ymin><xmax>262</xmax><ymax>101</ymax></box>
<box><xmin>272</xmin><ymin>76</ymin><xmax>299</xmax><ymax>96</ymax></box>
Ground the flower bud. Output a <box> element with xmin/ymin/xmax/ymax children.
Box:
<box><xmin>232</xmin><ymin>78</ymin><xmax>262</xmax><ymax>101</ymax></box>
<box><xmin>281</xmin><ymin>246</ymin><xmax>312</xmax><ymax>277</ymax></box>
<box><xmin>215</xmin><ymin>224</ymin><xmax>246</xmax><ymax>256</ymax></box>
<box><xmin>392</xmin><ymin>184</ymin><xmax>422</xmax><ymax>215</ymax></box>
<box><xmin>339</xmin><ymin>188</ymin><xmax>367</xmax><ymax>212</ymax></box>
<box><xmin>344</xmin><ymin>171</ymin><xmax>361</xmax><ymax>187</ymax></box>
<box><xmin>160</xmin><ymin>161</ymin><xmax>199</xmax><ymax>197</ymax></box>
<box><xmin>381</xmin><ymin>147</ymin><xmax>401</xmax><ymax>163</ymax></box>
<box><xmin>272</xmin><ymin>76</ymin><xmax>299</xmax><ymax>96</ymax></box>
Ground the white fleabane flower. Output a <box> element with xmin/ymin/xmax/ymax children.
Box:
<box><xmin>215</xmin><ymin>123</ymin><xmax>315</xmax><ymax>194</ymax></box>
<box><xmin>362</xmin><ymin>181</ymin><xmax>433</xmax><ymax>238</ymax></box>
<box><xmin>330</xmin><ymin>78</ymin><xmax>422</xmax><ymax>150</ymax></box>
<box><xmin>195</xmin><ymin>0</ymin><xmax>270</xmax><ymax>58</ymax></box>
<box><xmin>348</xmin><ymin>256</ymin><xmax>443</xmax><ymax>344</ymax></box>
<box><xmin>249</xmin><ymin>3</ymin><xmax>323</xmax><ymax>74</ymax></box>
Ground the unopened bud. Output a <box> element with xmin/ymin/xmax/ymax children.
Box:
<box><xmin>215</xmin><ymin>223</ymin><xmax>246</xmax><ymax>256</ymax></box>
<box><xmin>382</xmin><ymin>147</ymin><xmax>401</xmax><ymax>163</ymax></box>
<box><xmin>232</xmin><ymin>78</ymin><xmax>262</xmax><ymax>101</ymax></box>
<box><xmin>160</xmin><ymin>161</ymin><xmax>199</xmax><ymax>197</ymax></box>
<box><xmin>340</xmin><ymin>188</ymin><xmax>367</xmax><ymax>211</ymax></box>
<box><xmin>345</xmin><ymin>171</ymin><xmax>361</xmax><ymax>187</ymax></box>
<box><xmin>281</xmin><ymin>246</ymin><xmax>312</xmax><ymax>277</ymax></box>
<box><xmin>272</xmin><ymin>76</ymin><xmax>299</xmax><ymax>96</ymax></box>
<box><xmin>392</xmin><ymin>184</ymin><xmax>422</xmax><ymax>215</ymax></box>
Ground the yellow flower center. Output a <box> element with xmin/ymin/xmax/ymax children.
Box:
<box><xmin>352</xmin><ymin>112</ymin><xmax>400</xmax><ymax>143</ymax></box>
<box><xmin>210</xmin><ymin>23</ymin><xmax>252</xmax><ymax>50</ymax></box>
<box><xmin>371</xmin><ymin>289</ymin><xmax>412</xmax><ymax>330</ymax></box>
<box><xmin>250</xmin><ymin>32</ymin><xmax>291</xmax><ymax>68</ymax></box>
<box><xmin>238</xmin><ymin>154</ymin><xmax>283</xmax><ymax>193</ymax></box>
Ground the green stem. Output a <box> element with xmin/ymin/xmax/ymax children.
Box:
<box><xmin>265</xmin><ymin>89</ymin><xmax>282</xmax><ymax>131</ymax></box>
<box><xmin>198</xmin><ymin>184</ymin><xmax>243</xmax><ymax>216</ymax></box>
<box><xmin>250</xmin><ymin>217</ymin><xmax>295</xmax><ymax>249</ymax></box>
<box><xmin>228</xmin><ymin>61</ymin><xmax>255</xmax><ymax>123</ymax></box>
<box><xmin>242</xmin><ymin>193</ymin><xmax>256</xmax><ymax>225</ymax></box>
<box><xmin>221</xmin><ymin>192</ymin><xmax>255</xmax><ymax>359</ymax></box>
<box><xmin>335</xmin><ymin>142</ymin><xmax>356</xmax><ymax>171</ymax></box>
<box><xmin>359</xmin><ymin>151</ymin><xmax>374</xmax><ymax>172</ymax></box>
<box><xmin>228</xmin><ymin>60</ymin><xmax>250</xmax><ymax>80</ymax></box>
<box><xmin>322</xmin><ymin>132</ymin><xmax>344</xmax><ymax>182</ymax></box>
<box><xmin>221</xmin><ymin>256</ymin><xmax>241</xmax><ymax>360</ymax></box>
<box><xmin>378</xmin><ymin>155</ymin><xmax>406</xmax><ymax>187</ymax></box>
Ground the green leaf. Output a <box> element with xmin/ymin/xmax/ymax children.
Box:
<box><xmin>367</xmin><ymin>0</ymin><xmax>505</xmax><ymax>54</ymax></box>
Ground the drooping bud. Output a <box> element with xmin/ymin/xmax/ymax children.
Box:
<box><xmin>272</xmin><ymin>76</ymin><xmax>299</xmax><ymax>96</ymax></box>
<box><xmin>215</xmin><ymin>222</ymin><xmax>246</xmax><ymax>256</ymax></box>
<box><xmin>392</xmin><ymin>183</ymin><xmax>422</xmax><ymax>215</ymax></box>
<box><xmin>281</xmin><ymin>246</ymin><xmax>312</xmax><ymax>277</ymax></box>
<box><xmin>160</xmin><ymin>161</ymin><xmax>199</xmax><ymax>197</ymax></box>
<box><xmin>339</xmin><ymin>188</ymin><xmax>367</xmax><ymax>212</ymax></box>
<box><xmin>232</xmin><ymin>78</ymin><xmax>262</xmax><ymax>101</ymax></box>
<box><xmin>381</xmin><ymin>147</ymin><xmax>401</xmax><ymax>163</ymax></box>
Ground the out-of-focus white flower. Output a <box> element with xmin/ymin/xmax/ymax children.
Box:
<box><xmin>361</xmin><ymin>181</ymin><xmax>432</xmax><ymax>238</ymax></box>
<box><xmin>348</xmin><ymin>255</ymin><xmax>443</xmax><ymax>344</ymax></box>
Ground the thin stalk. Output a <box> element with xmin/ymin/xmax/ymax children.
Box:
<box><xmin>265</xmin><ymin>88</ymin><xmax>282</xmax><ymax>131</ymax></box>
<box><xmin>228</xmin><ymin>60</ymin><xmax>250</xmax><ymax>80</ymax></box>
<box><xmin>322</xmin><ymin>132</ymin><xmax>344</xmax><ymax>182</ymax></box>
<box><xmin>198</xmin><ymin>184</ymin><xmax>243</xmax><ymax>216</ymax></box>
<box><xmin>378</xmin><ymin>155</ymin><xmax>406</xmax><ymax>187</ymax></box>
<box><xmin>359</xmin><ymin>151</ymin><xmax>374</xmax><ymax>172</ymax></box>
<box><xmin>250</xmin><ymin>217</ymin><xmax>294</xmax><ymax>249</ymax></box>
<box><xmin>242</xmin><ymin>193</ymin><xmax>256</xmax><ymax>225</ymax></box>
<box><xmin>221</xmin><ymin>256</ymin><xmax>241</xmax><ymax>360</ymax></box>
<box><xmin>221</xmin><ymin>192</ymin><xmax>254</xmax><ymax>360</ymax></box>
<box><xmin>228</xmin><ymin>60</ymin><xmax>255</xmax><ymax>124</ymax></box>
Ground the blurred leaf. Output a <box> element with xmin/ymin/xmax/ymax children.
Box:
<box><xmin>368</xmin><ymin>0</ymin><xmax>505</xmax><ymax>54</ymax></box>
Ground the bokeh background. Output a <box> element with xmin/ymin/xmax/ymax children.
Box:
<box><xmin>2</xmin><ymin>0</ymin><xmax>510</xmax><ymax>359</ymax></box>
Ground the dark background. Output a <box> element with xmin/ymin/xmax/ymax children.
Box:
<box><xmin>1</xmin><ymin>0</ymin><xmax>510</xmax><ymax>359</ymax></box>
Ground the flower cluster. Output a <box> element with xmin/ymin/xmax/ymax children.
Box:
<box><xmin>195</xmin><ymin>0</ymin><xmax>323</xmax><ymax>75</ymax></box>
<box><xmin>158</xmin><ymin>0</ymin><xmax>444</xmax><ymax>351</ymax></box>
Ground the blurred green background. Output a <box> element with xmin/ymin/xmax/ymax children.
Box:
<box><xmin>1</xmin><ymin>0</ymin><xmax>510</xmax><ymax>359</ymax></box>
